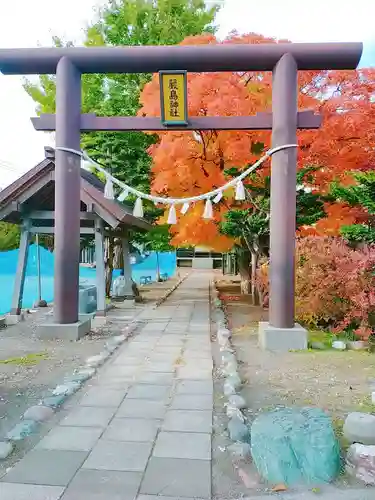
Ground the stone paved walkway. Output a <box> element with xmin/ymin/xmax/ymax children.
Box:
<box><xmin>0</xmin><ymin>272</ymin><xmax>213</xmax><ymax>500</ymax></box>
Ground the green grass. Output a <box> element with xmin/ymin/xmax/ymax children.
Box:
<box><xmin>357</xmin><ymin>395</ymin><xmax>375</xmax><ymax>414</ymax></box>
<box><xmin>308</xmin><ymin>329</ymin><xmax>335</xmax><ymax>349</ymax></box>
<box><xmin>0</xmin><ymin>352</ymin><xmax>49</xmax><ymax>366</ymax></box>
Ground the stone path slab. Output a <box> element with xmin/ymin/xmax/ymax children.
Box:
<box><xmin>0</xmin><ymin>272</ymin><xmax>214</xmax><ymax>500</ymax></box>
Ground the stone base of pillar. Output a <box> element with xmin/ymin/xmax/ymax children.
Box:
<box><xmin>33</xmin><ymin>299</ymin><xmax>48</xmax><ymax>308</ymax></box>
<box><xmin>119</xmin><ymin>299</ymin><xmax>135</xmax><ymax>309</ymax></box>
<box><xmin>6</xmin><ymin>313</ymin><xmax>25</xmax><ymax>325</ymax></box>
<box><xmin>36</xmin><ymin>318</ymin><xmax>91</xmax><ymax>341</ymax></box>
<box><xmin>258</xmin><ymin>321</ymin><xmax>307</xmax><ymax>351</ymax></box>
<box><xmin>111</xmin><ymin>295</ymin><xmax>134</xmax><ymax>302</ymax></box>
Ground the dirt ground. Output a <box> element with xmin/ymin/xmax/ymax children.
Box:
<box><xmin>211</xmin><ymin>277</ymin><xmax>375</xmax><ymax>498</ymax></box>
<box><xmin>0</xmin><ymin>275</ymin><xmax>183</xmax><ymax>475</ymax></box>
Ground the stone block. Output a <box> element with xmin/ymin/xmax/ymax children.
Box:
<box><xmin>162</xmin><ymin>410</ymin><xmax>212</xmax><ymax>433</ymax></box>
<box><xmin>90</xmin><ymin>315</ymin><xmax>108</xmax><ymax>328</ymax></box>
<box><xmin>6</xmin><ymin>420</ymin><xmax>38</xmax><ymax>441</ymax></box>
<box><xmin>176</xmin><ymin>380</ymin><xmax>213</xmax><ymax>395</ymax></box>
<box><xmin>5</xmin><ymin>313</ymin><xmax>25</xmax><ymax>325</ymax></box>
<box><xmin>228</xmin><ymin>416</ymin><xmax>250</xmax><ymax>442</ymax></box>
<box><xmin>36</xmin><ymin>426</ymin><xmax>102</xmax><ymax>452</ymax></box>
<box><xmin>36</xmin><ymin>319</ymin><xmax>91</xmax><ymax>341</ymax></box>
<box><xmin>67</xmin><ymin>368</ymin><xmax>96</xmax><ymax>383</ymax></box>
<box><xmin>52</xmin><ymin>382</ymin><xmax>81</xmax><ymax>396</ymax></box>
<box><xmin>153</xmin><ymin>431</ymin><xmax>211</xmax><ymax>460</ymax></box>
<box><xmin>2</xmin><ymin>449</ymin><xmax>87</xmax><ymax>486</ymax></box>
<box><xmin>170</xmin><ymin>394</ymin><xmax>213</xmax><ymax>411</ymax></box>
<box><xmin>346</xmin><ymin>443</ymin><xmax>375</xmax><ymax>485</ymax></box>
<box><xmin>344</xmin><ymin>412</ymin><xmax>375</xmax><ymax>445</ymax></box>
<box><xmin>126</xmin><ymin>384</ymin><xmax>171</xmax><ymax>401</ymax></box>
<box><xmin>102</xmin><ymin>418</ymin><xmax>160</xmax><ymax>442</ymax></box>
<box><xmin>140</xmin><ymin>457</ymin><xmax>211</xmax><ymax>498</ymax></box>
<box><xmin>85</xmin><ymin>353</ymin><xmax>108</xmax><ymax>368</ymax></box>
<box><xmin>0</xmin><ymin>441</ymin><xmax>14</xmax><ymax>459</ymax></box>
<box><xmin>0</xmin><ymin>484</ymin><xmax>64</xmax><ymax>500</ymax></box>
<box><xmin>60</xmin><ymin>406</ymin><xmax>116</xmax><ymax>428</ymax></box>
<box><xmin>137</xmin><ymin>372</ymin><xmax>174</xmax><ymax>385</ymax></box>
<box><xmin>258</xmin><ymin>321</ymin><xmax>307</xmax><ymax>351</ymax></box>
<box><xmin>228</xmin><ymin>394</ymin><xmax>247</xmax><ymax>409</ymax></box>
<box><xmin>80</xmin><ymin>388</ymin><xmax>127</xmax><ymax>408</ymax></box>
<box><xmin>176</xmin><ymin>366</ymin><xmax>212</xmax><ymax>380</ymax></box>
<box><xmin>116</xmin><ymin>399</ymin><xmax>167</xmax><ymax>419</ymax></box>
<box><xmin>23</xmin><ymin>405</ymin><xmax>54</xmax><ymax>422</ymax></box>
<box><xmin>41</xmin><ymin>394</ymin><xmax>67</xmax><ymax>408</ymax></box>
<box><xmin>82</xmin><ymin>440</ymin><xmax>152</xmax><ymax>472</ymax></box>
<box><xmin>61</xmin><ymin>469</ymin><xmax>142</xmax><ymax>500</ymax></box>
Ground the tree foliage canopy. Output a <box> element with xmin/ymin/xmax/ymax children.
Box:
<box><xmin>139</xmin><ymin>32</ymin><xmax>375</xmax><ymax>250</ymax></box>
<box><xmin>23</xmin><ymin>0</ymin><xmax>219</xmax><ymax>250</ymax></box>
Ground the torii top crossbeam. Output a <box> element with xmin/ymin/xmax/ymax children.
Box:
<box><xmin>0</xmin><ymin>42</ymin><xmax>363</xmax><ymax>74</ymax></box>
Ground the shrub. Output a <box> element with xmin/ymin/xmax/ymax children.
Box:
<box><xmin>256</xmin><ymin>237</ymin><xmax>375</xmax><ymax>340</ymax></box>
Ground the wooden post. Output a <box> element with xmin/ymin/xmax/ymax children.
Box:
<box><xmin>95</xmin><ymin>218</ymin><xmax>106</xmax><ymax>316</ymax></box>
<box><xmin>54</xmin><ymin>57</ymin><xmax>81</xmax><ymax>324</ymax></box>
<box><xmin>10</xmin><ymin>221</ymin><xmax>31</xmax><ymax>316</ymax></box>
<box><xmin>269</xmin><ymin>53</ymin><xmax>298</xmax><ymax>329</ymax></box>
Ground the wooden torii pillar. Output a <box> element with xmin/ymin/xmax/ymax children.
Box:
<box><xmin>0</xmin><ymin>42</ymin><xmax>362</xmax><ymax>349</ymax></box>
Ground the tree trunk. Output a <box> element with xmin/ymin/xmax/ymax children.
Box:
<box><xmin>155</xmin><ymin>252</ymin><xmax>161</xmax><ymax>281</ymax></box>
<box><xmin>251</xmin><ymin>250</ymin><xmax>259</xmax><ymax>305</ymax></box>
<box><xmin>105</xmin><ymin>237</ymin><xmax>114</xmax><ymax>297</ymax></box>
<box><xmin>113</xmin><ymin>238</ymin><xmax>123</xmax><ymax>269</ymax></box>
<box><xmin>238</xmin><ymin>250</ymin><xmax>251</xmax><ymax>295</ymax></box>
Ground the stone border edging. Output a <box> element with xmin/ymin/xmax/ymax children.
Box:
<box><xmin>153</xmin><ymin>272</ymin><xmax>189</xmax><ymax>308</ymax></box>
<box><xmin>211</xmin><ymin>280</ymin><xmax>251</xmax><ymax>459</ymax></box>
<box><xmin>0</xmin><ymin>274</ymin><xmax>188</xmax><ymax>461</ymax></box>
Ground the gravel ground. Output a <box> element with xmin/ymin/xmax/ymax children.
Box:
<box><xmin>211</xmin><ymin>278</ymin><xmax>375</xmax><ymax>497</ymax></box>
<box><xmin>0</xmin><ymin>276</ymin><xmax>183</xmax><ymax>475</ymax></box>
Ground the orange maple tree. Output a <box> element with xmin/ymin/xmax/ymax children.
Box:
<box><xmin>139</xmin><ymin>33</ymin><xmax>375</xmax><ymax>248</ymax></box>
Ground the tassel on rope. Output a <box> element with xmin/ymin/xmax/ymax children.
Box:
<box><xmin>104</xmin><ymin>175</ymin><xmax>115</xmax><ymax>200</ymax></box>
<box><xmin>235</xmin><ymin>179</ymin><xmax>246</xmax><ymax>201</ymax></box>
<box><xmin>133</xmin><ymin>198</ymin><xmax>144</xmax><ymax>218</ymax></box>
<box><xmin>213</xmin><ymin>191</ymin><xmax>223</xmax><ymax>203</ymax></box>
<box><xmin>167</xmin><ymin>205</ymin><xmax>177</xmax><ymax>225</ymax></box>
<box><xmin>202</xmin><ymin>198</ymin><xmax>213</xmax><ymax>219</ymax></box>
<box><xmin>117</xmin><ymin>188</ymin><xmax>129</xmax><ymax>202</ymax></box>
<box><xmin>181</xmin><ymin>202</ymin><xmax>190</xmax><ymax>215</ymax></box>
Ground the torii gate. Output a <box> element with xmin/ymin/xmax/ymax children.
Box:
<box><xmin>0</xmin><ymin>42</ymin><xmax>362</xmax><ymax>347</ymax></box>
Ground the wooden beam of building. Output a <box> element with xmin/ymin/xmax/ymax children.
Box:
<box><xmin>29</xmin><ymin>225</ymin><xmax>130</xmax><ymax>238</ymax></box>
<box><xmin>28</xmin><ymin>210</ymin><xmax>96</xmax><ymax>220</ymax></box>
<box><xmin>31</xmin><ymin>111</ymin><xmax>322</xmax><ymax>132</ymax></box>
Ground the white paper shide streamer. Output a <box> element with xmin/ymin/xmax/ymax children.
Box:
<box><xmin>117</xmin><ymin>188</ymin><xmax>129</xmax><ymax>202</ymax></box>
<box><xmin>203</xmin><ymin>198</ymin><xmax>213</xmax><ymax>219</ymax></box>
<box><xmin>235</xmin><ymin>179</ymin><xmax>246</xmax><ymax>201</ymax></box>
<box><xmin>181</xmin><ymin>202</ymin><xmax>190</xmax><ymax>215</ymax></box>
<box><xmin>104</xmin><ymin>174</ymin><xmax>115</xmax><ymax>200</ymax></box>
<box><xmin>133</xmin><ymin>198</ymin><xmax>144</xmax><ymax>218</ymax></box>
<box><xmin>213</xmin><ymin>191</ymin><xmax>223</xmax><ymax>203</ymax></box>
<box><xmin>167</xmin><ymin>205</ymin><xmax>177</xmax><ymax>224</ymax></box>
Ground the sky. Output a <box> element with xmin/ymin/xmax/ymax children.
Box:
<box><xmin>0</xmin><ymin>0</ymin><xmax>374</xmax><ymax>188</ymax></box>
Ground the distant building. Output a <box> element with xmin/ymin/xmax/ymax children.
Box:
<box><xmin>176</xmin><ymin>246</ymin><xmax>222</xmax><ymax>270</ymax></box>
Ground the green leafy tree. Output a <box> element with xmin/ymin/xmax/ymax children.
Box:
<box><xmin>24</xmin><ymin>0</ymin><xmax>219</xmax><ymax>289</ymax></box>
<box><xmin>0</xmin><ymin>222</ymin><xmax>20</xmax><ymax>251</ymax></box>
<box><xmin>331</xmin><ymin>171</ymin><xmax>375</xmax><ymax>245</ymax></box>
<box><xmin>24</xmin><ymin>0</ymin><xmax>219</xmax><ymax>230</ymax></box>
